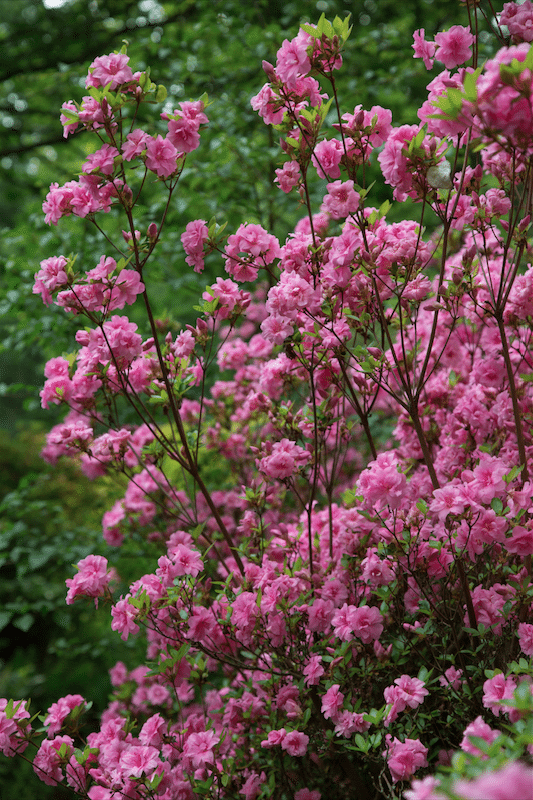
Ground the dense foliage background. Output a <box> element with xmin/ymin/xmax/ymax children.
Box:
<box><xmin>0</xmin><ymin>1</ymin><xmax>490</xmax><ymax>796</ymax></box>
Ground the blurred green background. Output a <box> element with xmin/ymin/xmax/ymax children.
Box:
<box><xmin>0</xmin><ymin>0</ymin><xmax>490</xmax><ymax>795</ymax></box>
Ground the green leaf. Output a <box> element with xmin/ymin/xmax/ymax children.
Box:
<box><xmin>503</xmin><ymin>463</ymin><xmax>524</xmax><ymax>483</ymax></box>
<box><xmin>13</xmin><ymin>613</ymin><xmax>34</xmax><ymax>632</ymax></box>
<box><xmin>155</xmin><ymin>85</ymin><xmax>167</xmax><ymax>103</ymax></box>
<box><xmin>0</xmin><ymin>611</ymin><xmax>13</xmax><ymax>632</ymax></box>
<box><xmin>416</xmin><ymin>498</ymin><xmax>428</xmax><ymax>514</ymax></box>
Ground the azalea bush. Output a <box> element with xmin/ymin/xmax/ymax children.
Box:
<box><xmin>2</xmin><ymin>1</ymin><xmax>533</xmax><ymax>798</ymax></box>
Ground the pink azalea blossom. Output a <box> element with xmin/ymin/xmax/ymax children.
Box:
<box><xmin>434</xmin><ymin>25</ymin><xmax>474</xmax><ymax>69</ymax></box>
<box><xmin>412</xmin><ymin>29</ymin><xmax>436</xmax><ymax>70</ymax></box>
<box><xmin>281</xmin><ymin>730</ymin><xmax>309</xmax><ymax>756</ymax></box>
<box><xmin>383</xmin><ymin>735</ymin><xmax>428</xmax><ymax>783</ymax></box>
<box><xmin>86</xmin><ymin>53</ymin><xmax>133</xmax><ymax>89</ymax></box>
<box><xmin>145</xmin><ymin>135</ymin><xmax>179</xmax><ymax>178</ymax></box>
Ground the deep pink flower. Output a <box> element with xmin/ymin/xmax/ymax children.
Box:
<box><xmin>434</xmin><ymin>25</ymin><xmax>474</xmax><ymax>69</ymax></box>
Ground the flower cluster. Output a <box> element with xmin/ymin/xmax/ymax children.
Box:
<box><xmin>3</xmin><ymin>6</ymin><xmax>533</xmax><ymax>800</ymax></box>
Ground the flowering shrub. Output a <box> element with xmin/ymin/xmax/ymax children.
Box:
<box><xmin>3</xmin><ymin>3</ymin><xmax>533</xmax><ymax>799</ymax></box>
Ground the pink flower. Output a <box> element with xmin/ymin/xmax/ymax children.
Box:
<box><xmin>110</xmin><ymin>595</ymin><xmax>140</xmax><ymax>640</ymax></box>
<box><xmin>83</xmin><ymin>143</ymin><xmax>118</xmax><ymax>175</ymax></box>
<box><xmin>168</xmin><ymin>543</ymin><xmax>203</xmax><ymax>576</ymax></box>
<box><xmin>139</xmin><ymin>713</ymin><xmax>166</xmax><ymax>747</ymax></box>
<box><xmin>321</xmin><ymin>180</ymin><xmax>360</xmax><ymax>219</ymax></box>
<box><xmin>439</xmin><ymin>666</ymin><xmax>463</xmax><ymax>691</ymax></box>
<box><xmin>240</xmin><ymin>771</ymin><xmax>266</xmax><ymax>800</ymax></box>
<box><xmin>332</xmin><ymin>603</ymin><xmax>383</xmax><ymax>643</ymax></box>
<box><xmin>0</xmin><ymin>699</ymin><xmax>31</xmax><ymax>757</ymax></box>
<box><xmin>182</xmin><ymin>729</ymin><xmax>219</xmax><ymax>772</ymax></box>
<box><xmin>275</xmin><ymin>161</ymin><xmax>301</xmax><ymax>193</ymax></box>
<box><xmin>275</xmin><ymin>30</ymin><xmax>312</xmax><ymax>88</ymax></box>
<box><xmin>357</xmin><ymin>452</ymin><xmax>408</xmax><ymax>511</ymax></box>
<box><xmin>412</xmin><ymin>29</ymin><xmax>436</xmax><ymax>70</ymax></box>
<box><xmin>505</xmin><ymin>525</ymin><xmax>533</xmax><ymax>556</ymax></box>
<box><xmin>181</xmin><ymin>219</ymin><xmax>209</xmax><ymax>272</ymax></box>
<box><xmin>334</xmin><ymin>711</ymin><xmax>370</xmax><ymax>737</ymax></box>
<box><xmin>434</xmin><ymin>25</ymin><xmax>475</xmax><ymax>69</ymax></box>
<box><xmin>261</xmin><ymin>728</ymin><xmax>287</xmax><ymax>748</ymax></box>
<box><xmin>517</xmin><ymin>622</ymin><xmax>533</xmax><ymax>657</ymax></box>
<box><xmin>122</xmin><ymin>129</ymin><xmax>149</xmax><ymax>161</ymax></box>
<box><xmin>44</xmin><ymin>695</ymin><xmax>85</xmax><ymax>737</ymax></box>
<box><xmin>383</xmin><ymin>735</ymin><xmax>428</xmax><ymax>783</ymax></box>
<box><xmin>460</xmin><ymin>716</ymin><xmax>501</xmax><ymax>757</ymax></box>
<box><xmin>404</xmin><ymin>776</ymin><xmax>444</xmax><ymax>800</ymax></box>
<box><xmin>281</xmin><ymin>730</ymin><xmax>309</xmax><ymax>757</ymax></box>
<box><xmin>33</xmin><ymin>735</ymin><xmax>74</xmax><ymax>786</ymax></box>
<box><xmin>393</xmin><ymin>675</ymin><xmax>429</xmax><ymax>709</ymax></box>
<box><xmin>321</xmin><ymin>684</ymin><xmax>344</xmax><ymax>721</ymax></box>
<box><xmin>86</xmin><ymin>53</ymin><xmax>133</xmax><ymax>89</ymax></box>
<box><xmin>303</xmin><ymin>655</ymin><xmax>325</xmax><ymax>686</ymax></box>
<box><xmin>312</xmin><ymin>138</ymin><xmax>344</xmax><ymax>179</ymax></box>
<box><xmin>482</xmin><ymin>674</ymin><xmax>517</xmax><ymax>716</ymax></box>
<box><xmin>65</xmin><ymin>555</ymin><xmax>110</xmax><ymax>606</ymax></box>
<box><xmin>295</xmin><ymin>790</ymin><xmax>321</xmax><ymax>800</ymax></box>
<box><xmin>145</xmin><ymin>134</ymin><xmax>179</xmax><ymax>178</ymax></box>
<box><xmin>452</xmin><ymin>761</ymin><xmax>533</xmax><ymax>800</ymax></box>
<box><xmin>119</xmin><ymin>744</ymin><xmax>160</xmax><ymax>778</ymax></box>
